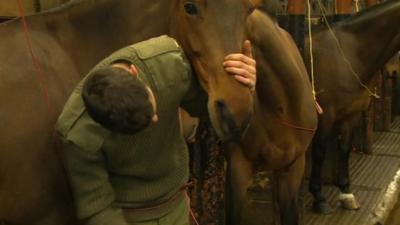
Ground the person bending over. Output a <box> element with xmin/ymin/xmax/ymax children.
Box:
<box><xmin>56</xmin><ymin>35</ymin><xmax>256</xmax><ymax>225</ymax></box>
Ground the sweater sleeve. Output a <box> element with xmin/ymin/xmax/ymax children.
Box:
<box><xmin>57</xmin><ymin>105</ymin><xmax>129</xmax><ymax>225</ymax></box>
<box><xmin>62</xmin><ymin>139</ymin><xmax>129</xmax><ymax>225</ymax></box>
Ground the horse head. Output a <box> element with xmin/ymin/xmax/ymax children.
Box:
<box><xmin>169</xmin><ymin>0</ymin><xmax>255</xmax><ymax>141</ymax></box>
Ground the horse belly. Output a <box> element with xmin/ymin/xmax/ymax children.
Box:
<box><xmin>0</xmin><ymin>26</ymin><xmax>80</xmax><ymax>225</ymax></box>
<box><xmin>0</xmin><ymin>92</ymin><xmax>76</xmax><ymax>224</ymax></box>
<box><xmin>0</xmin><ymin>134</ymin><xmax>75</xmax><ymax>225</ymax></box>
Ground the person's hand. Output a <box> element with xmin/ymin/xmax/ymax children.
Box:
<box><xmin>223</xmin><ymin>40</ymin><xmax>256</xmax><ymax>92</ymax></box>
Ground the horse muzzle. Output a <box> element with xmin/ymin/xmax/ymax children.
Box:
<box><xmin>213</xmin><ymin>99</ymin><xmax>252</xmax><ymax>142</ymax></box>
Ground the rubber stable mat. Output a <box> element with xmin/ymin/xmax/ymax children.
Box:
<box><xmin>304</xmin><ymin>117</ymin><xmax>400</xmax><ymax>225</ymax></box>
<box><xmin>373</xmin><ymin>132</ymin><xmax>400</xmax><ymax>157</ymax></box>
<box><xmin>391</xmin><ymin>119</ymin><xmax>400</xmax><ymax>133</ymax></box>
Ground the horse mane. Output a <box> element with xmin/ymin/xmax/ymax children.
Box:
<box><xmin>247</xmin><ymin>9</ymin><xmax>313</xmax><ymax>122</ymax></box>
<box><xmin>337</xmin><ymin>0</ymin><xmax>400</xmax><ymax>30</ymax></box>
<box><xmin>252</xmin><ymin>0</ymin><xmax>280</xmax><ymax>18</ymax></box>
<box><xmin>38</xmin><ymin>0</ymin><xmax>82</xmax><ymax>14</ymax></box>
<box><xmin>16</xmin><ymin>0</ymin><xmax>103</xmax><ymax>18</ymax></box>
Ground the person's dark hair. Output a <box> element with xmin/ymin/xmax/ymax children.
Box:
<box><xmin>82</xmin><ymin>66</ymin><xmax>153</xmax><ymax>134</ymax></box>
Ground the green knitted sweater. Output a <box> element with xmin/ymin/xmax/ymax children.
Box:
<box><xmin>56</xmin><ymin>36</ymin><xmax>206</xmax><ymax>225</ymax></box>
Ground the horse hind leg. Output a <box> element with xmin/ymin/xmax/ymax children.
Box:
<box><xmin>309</xmin><ymin>135</ymin><xmax>334</xmax><ymax>214</ymax></box>
<box><xmin>336</xmin><ymin>125</ymin><xmax>360</xmax><ymax>210</ymax></box>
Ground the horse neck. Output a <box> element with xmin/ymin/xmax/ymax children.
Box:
<box><xmin>253</xmin><ymin>49</ymin><xmax>309</xmax><ymax>119</ymax></box>
<box><xmin>248</xmin><ymin>11</ymin><xmax>308</xmax><ymax>119</ymax></box>
<box><xmin>34</xmin><ymin>0</ymin><xmax>173</xmax><ymax>73</ymax></box>
<box><xmin>337</xmin><ymin>0</ymin><xmax>400</xmax><ymax>83</ymax></box>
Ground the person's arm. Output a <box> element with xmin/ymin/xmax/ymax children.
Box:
<box><xmin>62</xmin><ymin>140</ymin><xmax>129</xmax><ymax>225</ymax></box>
<box><xmin>58</xmin><ymin>109</ymin><xmax>129</xmax><ymax>225</ymax></box>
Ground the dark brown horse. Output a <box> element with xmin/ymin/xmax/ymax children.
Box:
<box><xmin>306</xmin><ymin>0</ymin><xmax>400</xmax><ymax>214</ymax></box>
<box><xmin>225</xmin><ymin>9</ymin><xmax>318</xmax><ymax>225</ymax></box>
<box><xmin>0</xmin><ymin>1</ymin><xmax>255</xmax><ymax>224</ymax></box>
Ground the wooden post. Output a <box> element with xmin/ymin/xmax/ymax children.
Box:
<box><xmin>34</xmin><ymin>0</ymin><xmax>41</xmax><ymax>13</ymax></box>
<box><xmin>365</xmin><ymin>103</ymin><xmax>374</xmax><ymax>153</ymax></box>
<box><xmin>383</xmin><ymin>70</ymin><xmax>393</xmax><ymax>131</ymax></box>
<box><xmin>373</xmin><ymin>70</ymin><xmax>385</xmax><ymax>131</ymax></box>
<box><xmin>336</xmin><ymin>0</ymin><xmax>353</xmax><ymax>14</ymax></box>
<box><xmin>365</xmin><ymin>0</ymin><xmax>379</xmax><ymax>7</ymax></box>
<box><xmin>287</xmin><ymin>0</ymin><xmax>305</xmax><ymax>54</ymax></box>
<box><xmin>334</xmin><ymin>0</ymin><xmax>353</xmax><ymax>21</ymax></box>
<box><xmin>287</xmin><ymin>0</ymin><xmax>305</xmax><ymax>15</ymax></box>
<box><xmin>393</xmin><ymin>70</ymin><xmax>400</xmax><ymax>116</ymax></box>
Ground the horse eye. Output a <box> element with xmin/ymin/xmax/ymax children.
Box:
<box><xmin>184</xmin><ymin>2</ymin><xmax>199</xmax><ymax>15</ymax></box>
<box><xmin>247</xmin><ymin>1</ymin><xmax>255</xmax><ymax>15</ymax></box>
<box><xmin>248</xmin><ymin>5</ymin><xmax>255</xmax><ymax>15</ymax></box>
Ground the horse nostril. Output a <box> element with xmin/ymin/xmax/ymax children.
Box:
<box><xmin>215</xmin><ymin>100</ymin><xmax>226</xmax><ymax>112</ymax></box>
<box><xmin>215</xmin><ymin>100</ymin><xmax>230</xmax><ymax>122</ymax></box>
<box><xmin>215</xmin><ymin>100</ymin><xmax>241</xmax><ymax>140</ymax></box>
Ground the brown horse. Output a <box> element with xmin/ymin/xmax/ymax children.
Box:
<box><xmin>306</xmin><ymin>0</ymin><xmax>400</xmax><ymax>214</ymax></box>
<box><xmin>0</xmin><ymin>1</ymin><xmax>255</xmax><ymax>224</ymax></box>
<box><xmin>225</xmin><ymin>9</ymin><xmax>318</xmax><ymax>225</ymax></box>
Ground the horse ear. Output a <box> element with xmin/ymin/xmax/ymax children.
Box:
<box><xmin>130</xmin><ymin>64</ymin><xmax>139</xmax><ymax>76</ymax></box>
<box><xmin>250</xmin><ymin>0</ymin><xmax>263</xmax><ymax>8</ymax></box>
<box><xmin>251</xmin><ymin>0</ymin><xmax>280</xmax><ymax>17</ymax></box>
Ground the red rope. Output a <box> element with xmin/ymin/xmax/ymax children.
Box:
<box><xmin>17</xmin><ymin>0</ymin><xmax>54</xmax><ymax>116</ymax></box>
<box><xmin>279</xmin><ymin>119</ymin><xmax>317</xmax><ymax>133</ymax></box>
<box><xmin>185</xmin><ymin>191</ymin><xmax>200</xmax><ymax>225</ymax></box>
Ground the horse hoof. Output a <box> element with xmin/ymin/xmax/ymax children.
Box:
<box><xmin>312</xmin><ymin>201</ymin><xmax>334</xmax><ymax>214</ymax></box>
<box><xmin>339</xmin><ymin>193</ymin><xmax>361</xmax><ymax>210</ymax></box>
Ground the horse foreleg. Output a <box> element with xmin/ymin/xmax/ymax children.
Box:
<box><xmin>309</xmin><ymin>134</ymin><xmax>333</xmax><ymax>214</ymax></box>
<box><xmin>275</xmin><ymin>154</ymin><xmax>305</xmax><ymax>225</ymax></box>
<box><xmin>226</xmin><ymin>144</ymin><xmax>253</xmax><ymax>225</ymax></box>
